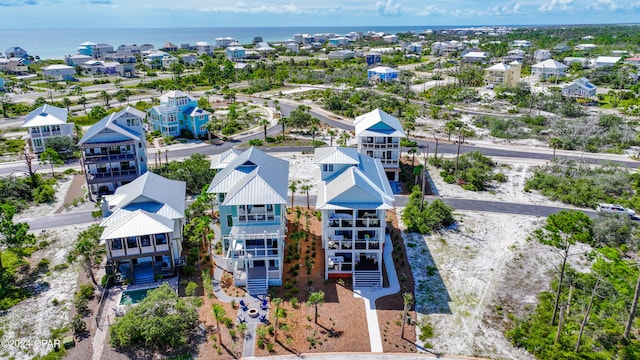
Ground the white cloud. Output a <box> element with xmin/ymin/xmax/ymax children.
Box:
<box><xmin>586</xmin><ymin>0</ymin><xmax>619</xmax><ymax>11</ymax></box>
<box><xmin>539</xmin><ymin>0</ymin><xmax>574</xmax><ymax>12</ymax></box>
<box><xmin>200</xmin><ymin>1</ymin><xmax>310</xmax><ymax>14</ymax></box>
<box><xmin>375</xmin><ymin>0</ymin><xmax>401</xmax><ymax>15</ymax></box>
<box><xmin>418</xmin><ymin>5</ymin><xmax>446</xmax><ymax>16</ymax></box>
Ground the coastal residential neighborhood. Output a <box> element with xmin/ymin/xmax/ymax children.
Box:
<box><xmin>3</xmin><ymin>23</ymin><xmax>640</xmax><ymax>360</ymax></box>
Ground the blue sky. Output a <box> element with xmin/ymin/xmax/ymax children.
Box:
<box><xmin>1</xmin><ymin>0</ymin><xmax>640</xmax><ymax>29</ymax></box>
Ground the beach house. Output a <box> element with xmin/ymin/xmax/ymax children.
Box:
<box><xmin>314</xmin><ymin>147</ymin><xmax>394</xmax><ymax>287</ymax></box>
<box><xmin>21</xmin><ymin>104</ymin><xmax>73</xmax><ymax>154</ymax></box>
<box><xmin>226</xmin><ymin>46</ymin><xmax>246</xmax><ymax>61</ymax></box>
<box><xmin>484</xmin><ymin>61</ymin><xmax>522</xmax><ymax>88</ymax></box>
<box><xmin>100</xmin><ymin>172</ymin><xmax>186</xmax><ymax>285</ymax></box>
<box><xmin>78</xmin><ymin>106</ymin><xmax>148</xmax><ymax>199</ymax></box>
<box><xmin>367</xmin><ymin>66</ymin><xmax>399</xmax><ymax>82</ymax></box>
<box><xmin>207</xmin><ymin>147</ymin><xmax>289</xmax><ymax>295</ymax></box>
<box><xmin>531</xmin><ymin>59</ymin><xmax>568</xmax><ymax>79</ymax></box>
<box><xmin>42</xmin><ymin>64</ymin><xmax>75</xmax><ymax>81</ymax></box>
<box><xmin>365</xmin><ymin>52</ymin><xmax>382</xmax><ymax>66</ymax></box>
<box><xmin>5</xmin><ymin>46</ymin><xmax>28</xmax><ymax>58</ymax></box>
<box><xmin>594</xmin><ymin>56</ymin><xmax>621</xmax><ymax>68</ymax></box>
<box><xmin>562</xmin><ymin>77</ymin><xmax>597</xmax><ymax>99</ymax></box>
<box><xmin>354</xmin><ymin>108</ymin><xmax>406</xmax><ymax>183</ymax></box>
<box><xmin>147</xmin><ymin>90</ymin><xmax>211</xmax><ymax>138</ymax></box>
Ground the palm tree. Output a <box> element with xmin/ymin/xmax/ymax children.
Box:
<box><xmin>300</xmin><ymin>183</ymin><xmax>312</xmax><ymax>209</ymax></box>
<box><xmin>62</xmin><ymin>97</ymin><xmax>72</xmax><ymax>112</ymax></box>
<box><xmin>211</xmin><ymin>303</ymin><xmax>226</xmax><ymax>344</ymax></box>
<box><xmin>288</xmin><ymin>181</ymin><xmax>298</xmax><ymax>209</ymax></box>
<box><xmin>100</xmin><ymin>90</ymin><xmax>111</xmax><ymax>106</ymax></box>
<box><xmin>260</xmin><ymin>118</ymin><xmax>269</xmax><ymax>140</ymax></box>
<box><xmin>272</xmin><ymin>297</ymin><xmax>283</xmax><ymax>342</ymax></box>
<box><xmin>337</xmin><ymin>131</ymin><xmax>350</xmax><ymax>147</ymax></box>
<box><xmin>74</xmin><ymin>224</ymin><xmax>105</xmax><ymax>286</ymax></box>
<box><xmin>413</xmin><ymin>164</ymin><xmax>423</xmax><ymax>185</ymax></box>
<box><xmin>408</xmin><ymin>147</ymin><xmax>418</xmax><ymax>165</ymax></box>
<box><xmin>307</xmin><ymin>291</ymin><xmax>325</xmax><ymax>324</ymax></box>
<box><xmin>327</xmin><ymin>129</ymin><xmax>337</xmax><ymax>146</ymax></box>
<box><xmin>278</xmin><ymin>116</ymin><xmax>288</xmax><ymax>138</ymax></box>
<box><xmin>78</xmin><ymin>96</ymin><xmax>87</xmax><ymax>114</ymax></box>
<box><xmin>401</xmin><ymin>292</ymin><xmax>414</xmax><ymax>339</ymax></box>
<box><xmin>549</xmin><ymin>137</ymin><xmax>562</xmax><ymax>160</ymax></box>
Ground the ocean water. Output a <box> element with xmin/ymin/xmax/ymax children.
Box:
<box><xmin>0</xmin><ymin>25</ymin><xmax>480</xmax><ymax>60</ymax></box>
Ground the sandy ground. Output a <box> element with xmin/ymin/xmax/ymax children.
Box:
<box><xmin>1</xmin><ymin>223</ymin><xmax>92</xmax><ymax>360</ymax></box>
<box><xmin>400</xmin><ymin>155</ymin><xmax>594</xmax><ymax>360</ymax></box>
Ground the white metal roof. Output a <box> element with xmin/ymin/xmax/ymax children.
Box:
<box><xmin>105</xmin><ymin>172</ymin><xmax>186</xmax><ymax>217</ymax></box>
<box><xmin>207</xmin><ymin>147</ymin><xmax>289</xmax><ymax>206</ymax></box>
<box><xmin>210</xmin><ymin>148</ymin><xmax>243</xmax><ymax>170</ymax></box>
<box><xmin>78</xmin><ymin>106</ymin><xmax>145</xmax><ymax>145</ymax></box>
<box><xmin>313</xmin><ymin>147</ymin><xmax>360</xmax><ymax>165</ymax></box>
<box><xmin>486</xmin><ymin>62</ymin><xmax>509</xmax><ymax>71</ymax></box>
<box><xmin>43</xmin><ymin>64</ymin><xmax>74</xmax><ymax>70</ymax></box>
<box><xmin>315</xmin><ymin>149</ymin><xmax>394</xmax><ymax>210</ymax></box>
<box><xmin>532</xmin><ymin>59</ymin><xmax>568</xmax><ymax>70</ymax></box>
<box><xmin>368</xmin><ymin>66</ymin><xmax>398</xmax><ymax>74</ymax></box>
<box><xmin>100</xmin><ymin>209</ymin><xmax>174</xmax><ymax>240</ymax></box>
<box><xmin>354</xmin><ymin>108</ymin><xmax>406</xmax><ymax>138</ymax></box>
<box><xmin>21</xmin><ymin>104</ymin><xmax>68</xmax><ymax>128</ymax></box>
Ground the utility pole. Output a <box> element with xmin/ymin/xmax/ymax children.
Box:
<box><xmin>421</xmin><ymin>145</ymin><xmax>428</xmax><ymax>210</ymax></box>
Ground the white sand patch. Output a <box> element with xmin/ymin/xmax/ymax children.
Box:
<box><xmin>401</xmin><ymin>208</ymin><xmax>594</xmax><ymax>359</ymax></box>
<box><xmin>14</xmin><ymin>175</ymin><xmax>77</xmax><ymax>220</ymax></box>
<box><xmin>274</xmin><ymin>152</ymin><xmax>320</xmax><ymax>195</ymax></box>
<box><xmin>425</xmin><ymin>155</ymin><xmax>582</xmax><ymax>209</ymax></box>
<box><xmin>1</xmin><ymin>224</ymin><xmax>91</xmax><ymax>360</ymax></box>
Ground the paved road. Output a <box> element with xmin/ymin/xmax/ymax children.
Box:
<box><xmin>21</xmin><ymin>194</ymin><xmax>589</xmax><ymax>231</ymax></box>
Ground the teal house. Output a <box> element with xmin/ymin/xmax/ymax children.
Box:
<box><xmin>147</xmin><ymin>90</ymin><xmax>211</xmax><ymax>138</ymax></box>
<box><xmin>207</xmin><ymin>147</ymin><xmax>289</xmax><ymax>295</ymax></box>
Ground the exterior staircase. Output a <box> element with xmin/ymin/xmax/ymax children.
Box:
<box><xmin>353</xmin><ymin>270</ymin><xmax>382</xmax><ymax>289</ymax></box>
<box><xmin>246</xmin><ymin>278</ymin><xmax>268</xmax><ymax>295</ymax></box>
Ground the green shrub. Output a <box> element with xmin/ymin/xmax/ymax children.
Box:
<box><xmin>249</xmin><ymin>139</ymin><xmax>263</xmax><ymax>146</ymax></box>
<box><xmin>185</xmin><ymin>281</ymin><xmax>198</xmax><ymax>296</ymax></box>
<box><xmin>34</xmin><ymin>184</ymin><xmax>56</xmax><ymax>203</ymax></box>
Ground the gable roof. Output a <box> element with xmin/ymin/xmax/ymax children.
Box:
<box><xmin>354</xmin><ymin>108</ymin><xmax>406</xmax><ymax>137</ymax></box>
<box><xmin>21</xmin><ymin>104</ymin><xmax>68</xmax><ymax>127</ymax></box>
<box><xmin>78</xmin><ymin>106</ymin><xmax>145</xmax><ymax>145</ymax></box>
<box><xmin>100</xmin><ymin>209</ymin><xmax>174</xmax><ymax>240</ymax></box>
<box><xmin>486</xmin><ymin>62</ymin><xmax>509</xmax><ymax>72</ymax></box>
<box><xmin>159</xmin><ymin>90</ymin><xmax>194</xmax><ymax>102</ymax></box>
<box><xmin>313</xmin><ymin>147</ymin><xmax>360</xmax><ymax>165</ymax></box>
<box><xmin>368</xmin><ymin>66</ymin><xmax>398</xmax><ymax>74</ymax></box>
<box><xmin>532</xmin><ymin>59</ymin><xmax>568</xmax><ymax>70</ymax></box>
<box><xmin>210</xmin><ymin>148</ymin><xmax>243</xmax><ymax>170</ymax></box>
<box><xmin>315</xmin><ymin>150</ymin><xmax>394</xmax><ymax>210</ymax></box>
<box><xmin>105</xmin><ymin>172</ymin><xmax>186</xmax><ymax>217</ymax></box>
<box><xmin>207</xmin><ymin>147</ymin><xmax>289</xmax><ymax>206</ymax></box>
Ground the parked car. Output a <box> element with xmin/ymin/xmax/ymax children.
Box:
<box><xmin>596</xmin><ymin>203</ymin><xmax>636</xmax><ymax>218</ymax></box>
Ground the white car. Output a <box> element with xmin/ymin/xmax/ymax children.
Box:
<box><xmin>596</xmin><ymin>203</ymin><xmax>636</xmax><ymax>218</ymax></box>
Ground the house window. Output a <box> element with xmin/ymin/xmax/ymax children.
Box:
<box><xmin>140</xmin><ymin>235</ymin><xmax>151</xmax><ymax>247</ymax></box>
<box><xmin>155</xmin><ymin>233</ymin><xmax>167</xmax><ymax>245</ymax></box>
<box><xmin>111</xmin><ymin>239</ymin><xmax>123</xmax><ymax>250</ymax></box>
<box><xmin>226</xmin><ymin>215</ymin><xmax>233</xmax><ymax>227</ymax></box>
<box><xmin>322</xmin><ymin>164</ymin><xmax>334</xmax><ymax>172</ymax></box>
<box><xmin>33</xmin><ymin>139</ymin><xmax>43</xmax><ymax>147</ymax></box>
<box><xmin>126</xmin><ymin>237</ymin><xmax>137</xmax><ymax>249</ymax></box>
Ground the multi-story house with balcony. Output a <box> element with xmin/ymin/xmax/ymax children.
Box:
<box><xmin>99</xmin><ymin>172</ymin><xmax>186</xmax><ymax>285</ymax></box>
<box><xmin>354</xmin><ymin>108</ymin><xmax>406</xmax><ymax>183</ymax></box>
<box><xmin>78</xmin><ymin>106</ymin><xmax>148</xmax><ymax>199</ymax></box>
<box><xmin>207</xmin><ymin>147</ymin><xmax>289</xmax><ymax>295</ymax></box>
<box><xmin>21</xmin><ymin>104</ymin><xmax>73</xmax><ymax>154</ymax></box>
<box><xmin>314</xmin><ymin>147</ymin><xmax>394</xmax><ymax>288</ymax></box>
<box><xmin>147</xmin><ymin>90</ymin><xmax>211</xmax><ymax>138</ymax></box>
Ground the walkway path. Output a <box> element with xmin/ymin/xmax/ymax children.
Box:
<box><xmin>353</xmin><ymin>234</ymin><xmax>401</xmax><ymax>352</ymax></box>
<box><xmin>210</xmin><ymin>223</ymin><xmax>270</xmax><ymax>358</ymax></box>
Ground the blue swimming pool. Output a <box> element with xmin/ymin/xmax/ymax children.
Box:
<box><xmin>119</xmin><ymin>288</ymin><xmax>151</xmax><ymax>305</ymax></box>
